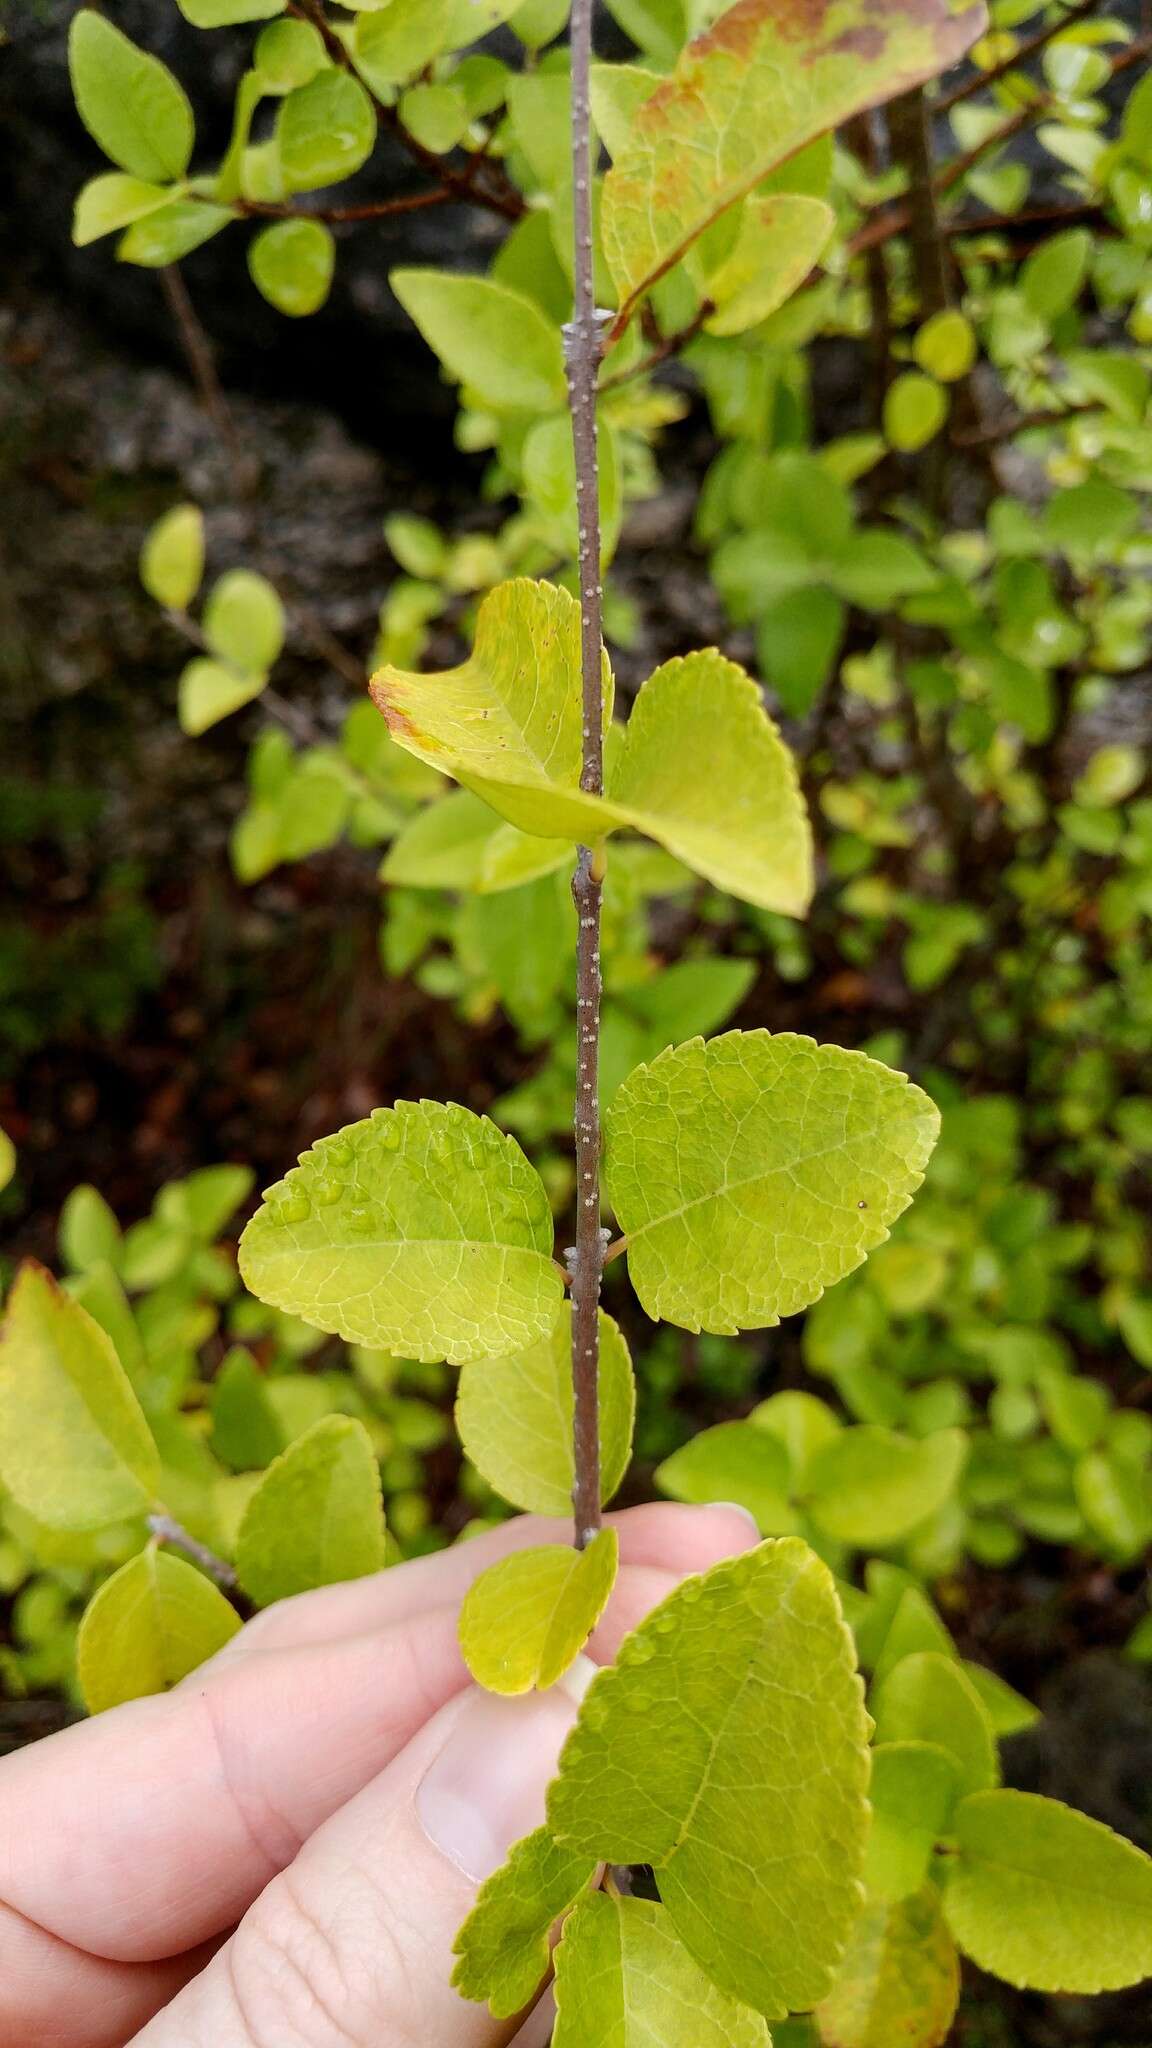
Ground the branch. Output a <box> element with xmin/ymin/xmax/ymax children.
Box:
<box><xmin>160</xmin><ymin>266</ymin><xmax>256</xmax><ymax>497</ymax></box>
<box><xmin>597</xmin><ymin>303</ymin><xmax>712</xmax><ymax>393</ymax></box>
<box><xmin>564</xmin><ymin>0</ymin><xmax>606</xmax><ymax>1554</ymax></box>
<box><xmin>227</xmin><ymin>189</ymin><xmax>455</xmax><ymax>224</ymax></box>
<box><xmin>934</xmin><ymin>0</ymin><xmax>1100</xmax><ymax>114</ymax></box>
<box><xmin>148</xmin><ymin>1513</ymin><xmax>238</xmax><ymax>1590</ymax></box>
<box><xmin>288</xmin><ymin>0</ymin><xmax>524</xmax><ymax>221</ymax></box>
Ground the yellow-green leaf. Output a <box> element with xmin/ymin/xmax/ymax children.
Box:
<box><xmin>547</xmin><ymin>1538</ymin><xmax>871</xmax><ymax>2017</ymax></box>
<box><xmin>374</xmin><ymin>582</ymin><xmax>813</xmax><ymax>913</ymax></box>
<box><xmin>238</xmin><ymin>1102</ymin><xmax>564</xmax><ymax>1362</ymax></box>
<box><xmin>276</xmin><ymin>69</ymin><xmax>376</xmax><ymax>191</ymax></box>
<box><xmin>249</xmin><ymin>218</ymin><xmax>335</xmax><ymax>316</ymax></box>
<box><xmin>943</xmin><ymin>1789</ymin><xmax>1152</xmax><ymax>1992</ymax></box>
<box><xmin>203</xmin><ymin>569</ymin><xmax>285</xmax><ymax>674</ymax></box>
<box><xmin>872</xmin><ymin>1653</ymin><xmax>998</xmax><ymax>1800</ymax></box>
<box><xmin>453</xmin><ymin>1825</ymin><xmax>597</xmax><ymax>2016</ymax></box>
<box><xmin>178</xmin><ymin>658</ymin><xmax>266</xmax><ymax>736</ymax></box>
<box><xmin>69</xmin><ymin>12</ymin><xmax>195</xmax><ymax>182</ymax></box>
<box><xmin>605</xmin><ymin>651</ymin><xmax>813</xmax><ymax>915</ymax></box>
<box><xmin>140</xmin><ymin>504</ymin><xmax>205</xmax><ymax>612</ymax></box>
<box><xmin>0</xmin><ymin>1126</ymin><xmax>15</xmax><ymax>1193</ymax></box>
<box><xmin>74</xmin><ymin>172</ymin><xmax>174</xmax><ymax>248</ymax></box>
<box><xmin>601</xmin><ymin>0</ymin><xmax>986</xmax><ymax>327</ymax></box>
<box><xmin>606</xmin><ymin>1032</ymin><xmax>940</xmax><ymax>1335</ymax></box>
<box><xmin>459</xmin><ymin>1529</ymin><xmax>619</xmax><ymax>1694</ymax></box>
<box><xmin>554</xmin><ymin>1892</ymin><xmax>770</xmax><ymax>2046</ymax></box>
<box><xmin>702</xmin><ymin>194</ymin><xmax>835</xmax><ymax>337</ymax></box>
<box><xmin>235</xmin><ymin>1415</ymin><xmax>386</xmax><ymax>1607</ymax></box>
<box><xmin>77</xmin><ymin>1546</ymin><xmax>241</xmax><ymax>1712</ymax></box>
<box><xmin>456</xmin><ymin>1304</ymin><xmax>634</xmax><ymax>1515</ymax></box>
<box><xmin>656</xmin><ymin>1420</ymin><xmax>797</xmax><ymax>1534</ymax></box>
<box><xmin>390</xmin><ymin>271</ymin><xmax>567</xmax><ymax>414</ymax></box>
<box><xmin>805</xmin><ymin>1427</ymin><xmax>967</xmax><ymax>1548</ymax></box>
<box><xmin>816</xmin><ymin>1888</ymin><xmax>960</xmax><ymax>2048</ymax></box>
<box><xmin>864</xmin><ymin>1742</ymin><xmax>961</xmax><ymax>1902</ymax></box>
<box><xmin>0</xmin><ymin>1264</ymin><xmax>160</xmax><ymax>1531</ymax></box>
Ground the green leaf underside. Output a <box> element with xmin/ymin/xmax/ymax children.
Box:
<box><xmin>372</xmin><ymin>580</ymin><xmax>614</xmax><ymax>842</ymax></box>
<box><xmin>805</xmin><ymin>1427</ymin><xmax>967</xmax><ymax>1548</ymax></box>
<box><xmin>942</xmin><ymin>1789</ymin><xmax>1152</xmax><ymax>1993</ymax></box>
<box><xmin>372</xmin><ymin>581</ymin><xmax>813</xmax><ymax>915</ymax></box>
<box><xmin>815</xmin><ymin>1888</ymin><xmax>960</xmax><ymax>2048</ymax></box>
<box><xmin>703</xmin><ymin>194</ymin><xmax>836</xmax><ymax>338</ymax></box>
<box><xmin>383</xmin><ymin>790</ymin><xmax>570</xmax><ymax>895</ymax></box>
<box><xmin>601</xmin><ymin>0</ymin><xmax>987</xmax><ymax>325</ymax></box>
<box><xmin>456</xmin><ymin>1305</ymin><xmax>634</xmax><ymax>1515</ymax></box>
<box><xmin>872</xmin><ymin>1654</ymin><xmax>998</xmax><ymax>1801</ymax></box>
<box><xmin>238</xmin><ymin>1102</ymin><xmax>563</xmax><ymax>1362</ymax></box>
<box><xmin>452</xmin><ymin>1825</ymin><xmax>597</xmax><ymax>2017</ymax></box>
<box><xmin>606</xmin><ymin>1033</ymin><xmax>940</xmax><ymax>1335</ymax></box>
<box><xmin>235</xmin><ymin>1415</ymin><xmax>387</xmax><ymax>1607</ymax></box>
<box><xmin>458</xmin><ymin>1529</ymin><xmax>619</xmax><ymax>1694</ymax></box>
<box><xmin>0</xmin><ymin>1264</ymin><xmax>160</xmax><ymax>1531</ymax></box>
<box><xmin>864</xmin><ymin>1743</ymin><xmax>960</xmax><ymax>1902</ymax></box>
<box><xmin>547</xmin><ymin>1538</ymin><xmax>871</xmax><ymax>2017</ymax></box>
<box><xmin>390</xmin><ymin>271</ymin><xmax>567</xmax><ymax>413</ymax></box>
<box><xmin>553</xmin><ymin>1893</ymin><xmax>770</xmax><ymax>2046</ymax></box>
<box><xmin>77</xmin><ymin>1548</ymin><xmax>242</xmax><ymax>1713</ymax></box>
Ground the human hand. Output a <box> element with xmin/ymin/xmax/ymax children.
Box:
<box><xmin>0</xmin><ymin>1503</ymin><xmax>756</xmax><ymax>2047</ymax></box>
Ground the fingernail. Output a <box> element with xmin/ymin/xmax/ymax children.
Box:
<box><xmin>417</xmin><ymin>1684</ymin><xmax>578</xmax><ymax>1884</ymax></box>
<box><xmin>714</xmin><ymin>1502</ymin><xmax>762</xmax><ymax>1542</ymax></box>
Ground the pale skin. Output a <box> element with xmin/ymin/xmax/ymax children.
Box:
<box><xmin>0</xmin><ymin>1502</ymin><xmax>757</xmax><ymax>2047</ymax></box>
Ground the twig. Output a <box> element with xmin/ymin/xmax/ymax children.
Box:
<box><xmin>597</xmin><ymin>303</ymin><xmax>712</xmax><ymax>393</ymax></box>
<box><xmin>148</xmin><ymin>1513</ymin><xmax>238</xmax><ymax>1590</ymax></box>
<box><xmin>160</xmin><ymin>265</ymin><xmax>256</xmax><ymax>497</ymax></box>
<box><xmin>225</xmin><ymin>189</ymin><xmax>455</xmax><ymax>224</ymax></box>
<box><xmin>935</xmin><ymin>0</ymin><xmax>1101</xmax><ymax>114</ymax></box>
<box><xmin>564</xmin><ymin>0</ymin><xmax>605</xmax><ymax>1554</ymax></box>
<box><xmin>289</xmin><ymin>0</ymin><xmax>523</xmax><ymax>221</ymax></box>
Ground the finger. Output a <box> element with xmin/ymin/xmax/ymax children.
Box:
<box><xmin>0</xmin><ymin>1553</ymin><xmax>693</xmax><ymax>1970</ymax></box>
<box><xmin>131</xmin><ymin>1675</ymin><xmax>587</xmax><ymax>2048</ymax></box>
<box><xmin>223</xmin><ymin>1502</ymin><xmax>758</xmax><ymax>1658</ymax></box>
<box><xmin>0</xmin><ymin>1900</ymin><xmax>216</xmax><ymax>2048</ymax></box>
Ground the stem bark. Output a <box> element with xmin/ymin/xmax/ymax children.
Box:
<box><xmin>564</xmin><ymin>0</ymin><xmax>605</xmax><ymax>1552</ymax></box>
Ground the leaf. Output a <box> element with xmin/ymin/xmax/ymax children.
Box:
<box><xmin>1019</xmin><ymin>228</ymin><xmax>1091</xmax><ymax>323</ymax></box>
<box><xmin>456</xmin><ymin>1304</ymin><xmax>634</xmax><ymax>1515</ymax></box>
<box><xmin>383</xmin><ymin>792</ymin><xmax>570</xmax><ymax>896</ymax></box>
<box><xmin>960</xmin><ymin>1662</ymin><xmax>1039</xmax><ymax>1738</ymax></box>
<box><xmin>756</xmin><ymin>586</ymin><xmax>845</xmax><ymax>717</ymax></box>
<box><xmin>452</xmin><ymin>1825</ymin><xmax>596</xmax><ymax>2017</ymax></box>
<box><xmin>390</xmin><ymin>271</ymin><xmax>567</xmax><ymax>414</ymax></box>
<box><xmin>601</xmin><ymin>0</ymin><xmax>985</xmax><ymax>326</ymax></box>
<box><xmin>181</xmin><ymin>0</ymin><xmax>285</xmax><ymax>21</ymax></box>
<box><xmin>59</xmin><ymin>1185</ymin><xmax>122</xmax><ymax>1276</ymax></box>
<box><xmin>69</xmin><ymin>12</ymin><xmax>194</xmax><ymax>182</ymax></box>
<box><xmin>606</xmin><ymin>1032</ymin><xmax>940</xmax><ymax>1336</ymax></box>
<box><xmin>117</xmin><ymin>200</ymin><xmax>233</xmax><ymax>268</ymax></box>
<box><xmin>872</xmin><ymin>1653</ymin><xmax>998</xmax><ymax>1800</ymax></box>
<box><xmin>604</xmin><ymin>650</ymin><xmax>814</xmax><ymax>915</ymax></box>
<box><xmin>547</xmin><ymin>1538</ymin><xmax>871</xmax><ymax>2017</ymax></box>
<box><xmin>372</xmin><ymin>579</ymin><xmax>613</xmax><ymax>842</ymax></box>
<box><xmin>249</xmin><ymin>218</ymin><xmax>335</xmax><ymax>316</ymax></box>
<box><xmin>815</xmin><ymin>1888</ymin><xmax>960</xmax><ymax>2048</ymax></box>
<box><xmin>523</xmin><ymin>413</ymin><xmax>623</xmax><ymax>566</ymax></box>
<box><xmin>0</xmin><ymin>1126</ymin><xmax>14</xmax><ymax>1193</ymax></box>
<box><xmin>0</xmin><ymin>1264</ymin><xmax>160</xmax><ymax>1532</ymax></box>
<box><xmin>553</xmin><ymin>1892</ymin><xmax>771</xmax><ymax>2046</ymax></box>
<box><xmin>913</xmin><ymin>309</ymin><xmax>976</xmax><ymax>383</ymax></box>
<box><xmin>178</xmin><ymin>658</ymin><xmax>266</xmax><ymax>736</ymax></box>
<box><xmin>703</xmin><ymin>195</ymin><xmax>835</xmax><ymax>337</ymax></box>
<box><xmin>656</xmin><ymin>1421</ymin><xmax>797</xmax><ymax>1534</ymax></box>
<box><xmin>73</xmin><ymin>172</ymin><xmax>174</xmax><ymax>247</ymax></box>
<box><xmin>140</xmin><ymin>504</ymin><xmax>205</xmax><ymax>612</ymax></box>
<box><xmin>864</xmin><ymin>1742</ymin><xmax>960</xmax><ymax>1902</ymax></box>
<box><xmin>204</xmin><ymin>569</ymin><xmax>285</xmax><ymax>674</ymax></box>
<box><xmin>458</xmin><ymin>1529</ymin><xmax>619</xmax><ymax>1694</ymax></box>
<box><xmin>376</xmin><ymin>585</ymin><xmax>813</xmax><ymax>911</ymax></box>
<box><xmin>276</xmin><ymin>69</ymin><xmax>376</xmax><ymax>192</ymax></box>
<box><xmin>211</xmin><ymin>1348</ymin><xmax>288</xmax><ymax>1470</ymax></box>
<box><xmin>883</xmin><ymin>372</ymin><xmax>948</xmax><ymax>453</ymax></box>
<box><xmin>235</xmin><ymin>1415</ymin><xmax>386</xmax><ymax>1606</ymax></box>
<box><xmin>77</xmin><ymin>1548</ymin><xmax>241</xmax><ymax>1713</ymax></box>
<box><xmin>238</xmin><ymin>1102</ymin><xmax>564</xmax><ymax>1362</ymax></box>
<box><xmin>943</xmin><ymin>1789</ymin><xmax>1152</xmax><ymax>1992</ymax></box>
<box><xmin>254</xmin><ymin>18</ymin><xmax>328</xmax><ymax>91</ymax></box>
<box><xmin>352</xmin><ymin>0</ymin><xmax>453</xmax><ymax>92</ymax></box>
<box><xmin>805</xmin><ymin>1427</ymin><xmax>967</xmax><ymax>1548</ymax></box>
